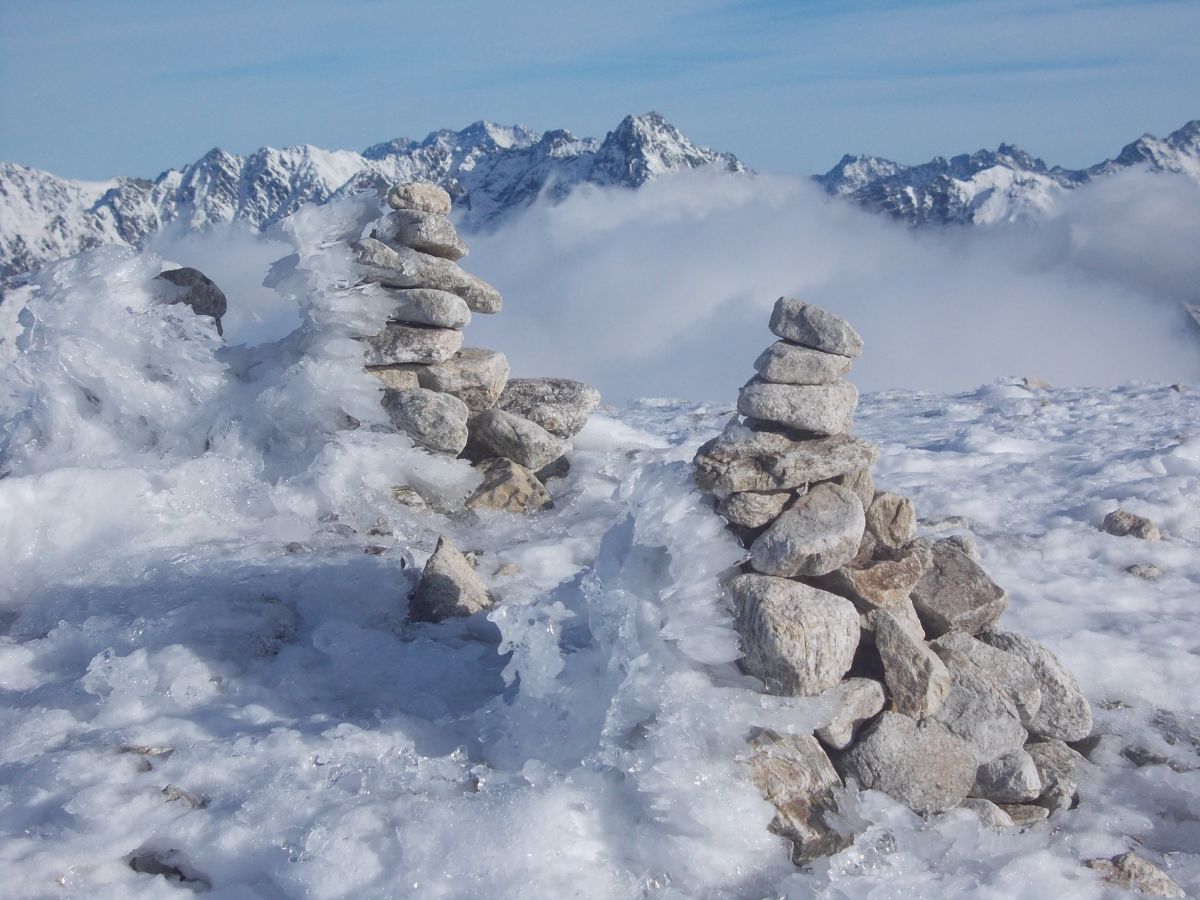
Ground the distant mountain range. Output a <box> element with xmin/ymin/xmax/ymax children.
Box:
<box><xmin>1</xmin><ymin>113</ymin><xmax>1197</xmax><ymax>283</ymax></box>
<box><xmin>816</xmin><ymin>119</ymin><xmax>1200</xmax><ymax>226</ymax></box>
<box><xmin>0</xmin><ymin>112</ymin><xmax>742</xmax><ymax>283</ymax></box>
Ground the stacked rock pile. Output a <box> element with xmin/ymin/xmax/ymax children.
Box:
<box><xmin>347</xmin><ymin>181</ymin><xmax>600</xmax><ymax>519</ymax></box>
<box><xmin>694</xmin><ymin>298</ymin><xmax>1096</xmax><ymax>864</ymax></box>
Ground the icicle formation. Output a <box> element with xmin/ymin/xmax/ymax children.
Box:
<box><xmin>693</xmin><ymin>298</ymin><xmax>1094</xmax><ymax>864</ymax></box>
<box><xmin>346</xmin><ymin>181</ymin><xmax>600</xmax><ymax>515</ymax></box>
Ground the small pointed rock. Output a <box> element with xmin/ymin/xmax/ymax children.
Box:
<box><xmin>864</xmin><ymin>492</ymin><xmax>917</xmax><ymax>550</ymax></box>
<box><xmin>871</xmin><ymin>609</ymin><xmax>951</xmax><ymax>719</ymax></box>
<box><xmin>411</xmin><ymin>535</ymin><xmax>492</xmax><ymax>622</ymax></box>
<box><xmin>1026</xmin><ymin>739</ymin><xmax>1085</xmax><ymax>811</ymax></box>
<box><xmin>465</xmin><ymin>457</ymin><xmax>553</xmax><ymax>513</ymax></box>
<box><xmin>816</xmin><ymin>677</ymin><xmax>886</xmax><ymax>751</ymax></box>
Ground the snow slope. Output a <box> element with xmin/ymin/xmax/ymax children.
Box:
<box><xmin>816</xmin><ymin>120</ymin><xmax>1200</xmax><ymax>226</ymax></box>
<box><xmin>0</xmin><ymin>201</ymin><xmax>1197</xmax><ymax>898</ymax></box>
<box><xmin>0</xmin><ymin>113</ymin><xmax>743</xmax><ymax>283</ymax></box>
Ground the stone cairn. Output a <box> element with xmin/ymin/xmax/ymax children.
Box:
<box><xmin>693</xmin><ymin>298</ymin><xmax>1096</xmax><ymax>864</ymax></box>
<box><xmin>350</xmin><ymin>182</ymin><xmax>600</xmax><ymax>621</ymax></box>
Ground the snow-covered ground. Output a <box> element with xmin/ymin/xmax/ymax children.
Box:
<box><xmin>0</xmin><ymin>193</ymin><xmax>1197</xmax><ymax>898</ymax></box>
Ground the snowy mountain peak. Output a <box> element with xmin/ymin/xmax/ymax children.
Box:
<box><xmin>0</xmin><ymin>113</ymin><xmax>744</xmax><ymax>282</ymax></box>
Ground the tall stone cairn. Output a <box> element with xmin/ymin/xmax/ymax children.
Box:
<box><xmin>350</xmin><ymin>182</ymin><xmax>600</xmax><ymax>519</ymax></box>
<box><xmin>693</xmin><ymin>297</ymin><xmax>1095</xmax><ymax>864</ymax></box>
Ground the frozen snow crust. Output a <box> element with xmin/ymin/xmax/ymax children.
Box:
<box><xmin>0</xmin><ymin>200</ymin><xmax>1197</xmax><ymax>897</ymax></box>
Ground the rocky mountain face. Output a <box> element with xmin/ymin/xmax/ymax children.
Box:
<box><xmin>0</xmin><ymin>112</ymin><xmax>744</xmax><ymax>283</ymax></box>
<box><xmin>814</xmin><ymin>120</ymin><xmax>1200</xmax><ymax>226</ymax></box>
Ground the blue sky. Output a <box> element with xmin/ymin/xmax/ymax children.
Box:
<box><xmin>1</xmin><ymin>0</ymin><xmax>1196</xmax><ymax>180</ymax></box>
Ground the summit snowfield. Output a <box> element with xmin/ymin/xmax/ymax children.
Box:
<box><xmin>0</xmin><ymin>113</ymin><xmax>743</xmax><ymax>283</ymax></box>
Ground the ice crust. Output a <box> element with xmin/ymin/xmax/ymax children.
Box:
<box><xmin>0</xmin><ymin>207</ymin><xmax>1197</xmax><ymax>897</ymax></box>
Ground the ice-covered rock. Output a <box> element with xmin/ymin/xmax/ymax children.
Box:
<box><xmin>737</xmin><ymin>379</ymin><xmax>859</xmax><ymax>435</ymax></box>
<box><xmin>467</xmin><ymin>408</ymin><xmax>570</xmax><ymax>471</ymax></box>
<box><xmin>961</xmin><ymin>798</ymin><xmax>1015</xmax><ymax>831</ymax></box>
<box><xmin>730</xmin><ymin>574</ymin><xmax>860</xmax><ymax>696</ymax></box>
<box><xmin>1083</xmin><ymin>853</ymin><xmax>1187</xmax><ymax>898</ymax></box>
<box><xmin>359</xmin><ymin>323</ymin><xmax>464</xmax><ymax>365</ymax></box>
<box><xmin>768</xmin><ymin>298</ymin><xmax>864</xmax><ymax>357</ymax></box>
<box><xmin>353</xmin><ymin>237</ymin><xmax>502</xmax><ymax>313</ymax></box>
<box><xmin>910</xmin><ymin>541</ymin><xmax>1007</xmax><ymax>637</ymax></box>
<box><xmin>749</xmin><ymin>483</ymin><xmax>865</xmax><ymax>577</ymax></box>
<box><xmin>465</xmin><ymin>457</ymin><xmax>552</xmax><ymax>513</ymax></box>
<box><xmin>381</xmin><ymin>387</ymin><xmax>470</xmax><ymax>455</ymax></box>
<box><xmin>1102</xmin><ymin>508</ymin><xmax>1162</xmax><ymax>541</ymax></box>
<box><xmin>496</xmin><ymin>378</ymin><xmax>601</xmax><ymax>439</ymax></box>
<box><xmin>816</xmin><ymin>677</ymin><xmax>886</xmax><ymax>751</ymax></box>
<box><xmin>154</xmin><ymin>266</ymin><xmax>227</xmax><ymax>335</ymax></box>
<box><xmin>837</xmin><ymin>712</ymin><xmax>977</xmax><ymax>815</ymax></box>
<box><xmin>746</xmin><ymin>730</ymin><xmax>852</xmax><ymax>864</ymax></box>
<box><xmin>410</xmin><ymin>535</ymin><xmax>493</xmax><ymax>622</ymax></box>
<box><xmin>373</xmin><ymin>208</ymin><xmax>468</xmax><ymax>260</ymax></box>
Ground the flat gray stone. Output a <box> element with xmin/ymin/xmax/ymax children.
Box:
<box><xmin>865</xmin><ymin>492</ymin><xmax>917</xmax><ymax>550</ymax></box>
<box><xmin>410</xmin><ymin>535</ymin><xmax>492</xmax><ymax>621</ymax></box>
<box><xmin>750</xmin><ymin>483</ymin><xmax>865</xmax><ymax>578</ymax></box>
<box><xmin>1026</xmin><ymin>739</ymin><xmax>1085</xmax><ymax>811</ymax></box>
<box><xmin>972</xmin><ymin>748</ymin><xmax>1042</xmax><ymax>803</ymax></box>
<box><xmin>388</xmin><ymin>181</ymin><xmax>451</xmax><ymax>214</ymax></box>
<box><xmin>465</xmin><ymin>457</ymin><xmax>552</xmax><ymax>513</ymax></box>
<box><xmin>373</xmin><ymin>209</ymin><xmax>468</xmax><ymax>260</ymax></box>
<box><xmin>932</xmin><ymin>631</ymin><xmax>1042</xmax><ymax>728</ymax></box>
<box><xmin>1102</xmin><ymin>508</ymin><xmax>1161</xmax><ymax>541</ymax></box>
<box><xmin>717</xmin><ymin>490</ymin><xmax>795</xmax><ymax>529</ymax></box>
<box><xmin>359</xmin><ymin>323</ymin><xmax>463</xmax><ymax>365</ymax></box>
<box><xmin>930</xmin><ymin>641</ymin><xmax>1029</xmax><ymax>765</ymax></box>
<box><xmin>1084</xmin><ymin>853</ymin><xmax>1187</xmax><ymax>899</ymax></box>
<box><xmin>816</xmin><ymin>677</ymin><xmax>886</xmax><ymax>751</ymax></box>
<box><xmin>871</xmin><ymin>609</ymin><xmax>951</xmax><ymax>719</ymax></box>
<box><xmin>693</xmin><ymin>425</ymin><xmax>878</xmax><ymax>496</ymax></box>
<box><xmin>353</xmin><ymin>237</ymin><xmax>501</xmax><ymax>313</ymax></box>
<box><xmin>415</xmin><ymin>348</ymin><xmax>510</xmax><ymax>412</ymax></box>
<box><xmin>737</xmin><ymin>378</ymin><xmax>858</xmax><ymax>435</ymax></box>
<box><xmin>753</xmin><ymin>341</ymin><xmax>853</xmax><ymax>385</ymax></box>
<box><xmin>496</xmin><ymin>378</ymin><xmax>601</xmax><ymax>439</ymax></box>
<box><xmin>467</xmin><ymin>408</ymin><xmax>570</xmax><ymax>471</ymax></box>
<box><xmin>977</xmin><ymin>627</ymin><xmax>1093</xmax><ymax>743</ymax></box>
<box><xmin>747</xmin><ymin>730</ymin><xmax>852</xmax><ymax>864</ymax></box>
<box><xmin>380</xmin><ymin>287</ymin><xmax>471</xmax><ymax>329</ymax></box>
<box><xmin>837</xmin><ymin>712</ymin><xmax>977</xmax><ymax>815</ymax></box>
<box><xmin>910</xmin><ymin>541</ymin><xmax>1007</xmax><ymax>637</ymax></box>
<box><xmin>769</xmin><ymin>298</ymin><xmax>863</xmax><ymax>357</ymax></box>
<box><xmin>382</xmin><ymin>388</ymin><xmax>469</xmax><ymax>455</ymax></box>
<box><xmin>730</xmin><ymin>574</ymin><xmax>860</xmax><ymax>696</ymax></box>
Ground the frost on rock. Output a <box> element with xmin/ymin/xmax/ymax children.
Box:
<box><xmin>692</xmin><ymin>297</ymin><xmax>1097</xmax><ymax>864</ymax></box>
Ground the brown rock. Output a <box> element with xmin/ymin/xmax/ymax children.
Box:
<box><xmin>465</xmin><ymin>458</ymin><xmax>553</xmax><ymax>513</ymax></box>
<box><xmin>910</xmin><ymin>541</ymin><xmax>1007</xmax><ymax>637</ymax></box>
